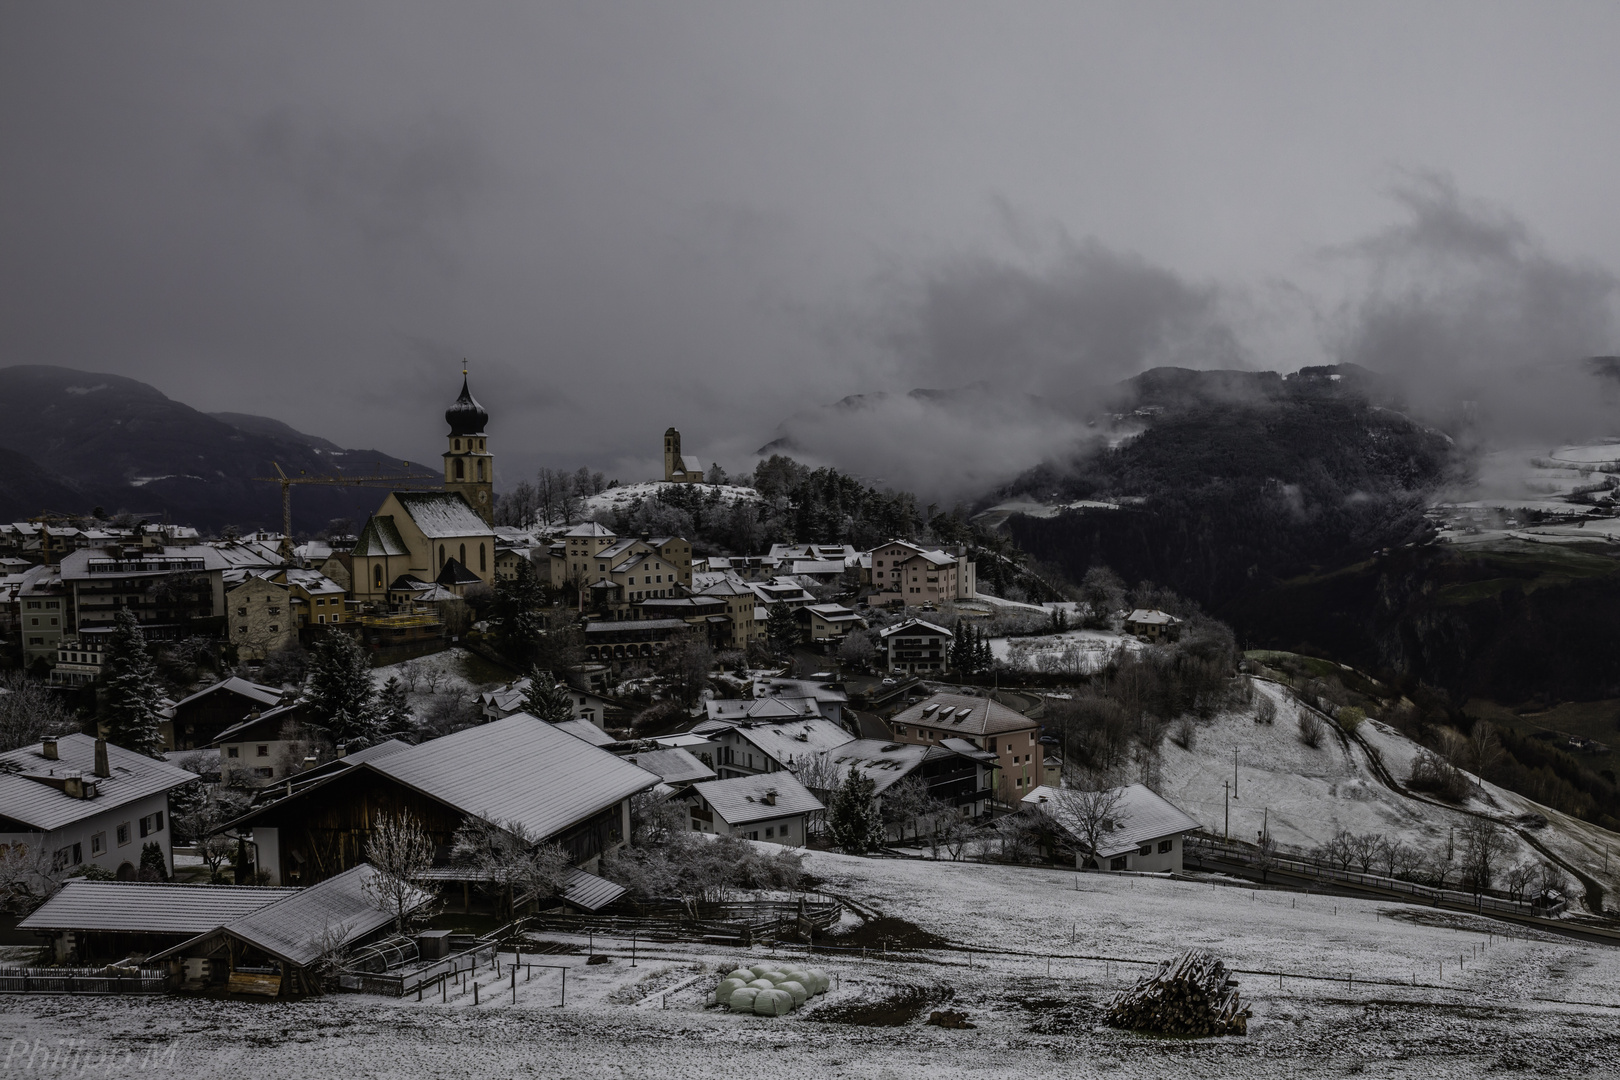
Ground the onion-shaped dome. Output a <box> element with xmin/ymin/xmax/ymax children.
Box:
<box><xmin>445</xmin><ymin>374</ymin><xmax>489</xmax><ymax>436</ymax></box>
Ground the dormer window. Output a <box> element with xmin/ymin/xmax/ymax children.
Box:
<box><xmin>454</xmin><ymin>439</ymin><xmax>461</xmax><ymax>451</ymax></box>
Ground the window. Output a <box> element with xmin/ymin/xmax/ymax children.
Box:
<box><xmin>439</xmin><ymin>544</ymin><xmax>446</xmax><ymax>567</ymax></box>
<box><xmin>1110</xmin><ymin>856</ymin><xmax>1128</xmax><ymax>871</ymax></box>
<box><xmin>91</xmin><ymin>832</ymin><xmax>105</xmax><ymax>856</ymax></box>
<box><xmin>1158</xmin><ymin>839</ymin><xmax>1173</xmax><ymax>854</ymax></box>
<box><xmin>116</xmin><ymin>823</ymin><xmax>131</xmax><ymax>846</ymax></box>
<box><xmin>317</xmin><ymin>615</ymin><xmax>325</xmax><ymax>624</ymax></box>
<box><xmin>253</xmin><ymin>767</ymin><xmax>274</xmax><ymax>779</ymax></box>
<box><xmin>257</xmin><ymin>745</ymin><xmax>270</xmax><ymax>757</ymax></box>
<box><xmin>479</xmin><ymin>543</ymin><xmax>486</xmax><ymax>572</ymax></box>
<box><xmin>765</xmin><ymin>827</ymin><xmax>775</xmax><ymax>839</ymax></box>
<box><xmin>374</xmin><ymin>565</ymin><xmax>384</xmax><ymax>589</ymax></box>
<box><xmin>53</xmin><ymin>845</ymin><xmax>80</xmax><ymax>872</ymax></box>
<box><xmin>227</xmin><ymin>747</ymin><xmax>240</xmax><ymax>758</ymax></box>
<box><xmin>454</xmin><ymin>459</ymin><xmax>465</xmax><ymax>480</ymax></box>
<box><xmin>139</xmin><ymin>812</ymin><xmax>164</xmax><ymax>837</ymax></box>
<box><xmin>269</xmin><ymin>624</ymin><xmax>279</xmax><ymax>632</ymax></box>
<box><xmin>749</xmin><ymin>832</ymin><xmax>760</xmax><ymax>841</ymax></box>
<box><xmin>459</xmin><ymin>543</ymin><xmax>466</xmax><ymax>566</ymax></box>
<box><xmin>1138</xmin><ymin>845</ymin><xmax>1152</xmax><ymax>857</ymax></box>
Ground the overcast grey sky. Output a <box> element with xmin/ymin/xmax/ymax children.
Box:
<box><xmin>3</xmin><ymin>3</ymin><xmax>1618</xmax><ymax>493</ymax></box>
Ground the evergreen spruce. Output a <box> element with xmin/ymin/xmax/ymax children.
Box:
<box><xmin>494</xmin><ymin>558</ymin><xmax>547</xmax><ymax>665</ymax></box>
<box><xmin>102</xmin><ymin>608</ymin><xmax>164</xmax><ymax>756</ymax></box>
<box><xmin>522</xmin><ymin>668</ymin><xmax>574</xmax><ymax>723</ymax></box>
<box><xmin>975</xmin><ymin>627</ymin><xmax>993</xmax><ymax>672</ymax></box>
<box><xmin>306</xmin><ymin>627</ymin><xmax>379</xmax><ymax>747</ymax></box>
<box><xmin>377</xmin><ymin>676</ymin><xmax>416</xmax><ymax>739</ymax></box>
<box><xmin>765</xmin><ymin>602</ymin><xmax>798</xmax><ymax>657</ymax></box>
<box><xmin>826</xmin><ymin>769</ymin><xmax>886</xmax><ymax>854</ymax></box>
<box><xmin>139</xmin><ymin>841</ymin><xmax>169</xmax><ymax>881</ymax></box>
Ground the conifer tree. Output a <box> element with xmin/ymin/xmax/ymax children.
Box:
<box><xmin>974</xmin><ymin>627</ymin><xmax>993</xmax><ymax>672</ymax></box>
<box><xmin>826</xmin><ymin>769</ymin><xmax>886</xmax><ymax>854</ymax></box>
<box><xmin>494</xmin><ymin>558</ymin><xmax>547</xmax><ymax>665</ymax></box>
<box><xmin>306</xmin><ymin>628</ymin><xmax>379</xmax><ymax>747</ymax></box>
<box><xmin>102</xmin><ymin>608</ymin><xmax>164</xmax><ymax>756</ymax></box>
<box><xmin>522</xmin><ymin>668</ymin><xmax>574</xmax><ymax>723</ymax></box>
<box><xmin>377</xmin><ymin>676</ymin><xmax>415</xmax><ymax>739</ymax></box>
<box><xmin>765</xmin><ymin>602</ymin><xmax>798</xmax><ymax>657</ymax></box>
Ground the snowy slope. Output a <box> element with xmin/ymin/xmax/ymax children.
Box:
<box><xmin>1158</xmin><ymin>681</ymin><xmax>1544</xmax><ymax>867</ymax></box>
<box><xmin>581</xmin><ymin>481</ymin><xmax>761</xmax><ymax>518</ymax></box>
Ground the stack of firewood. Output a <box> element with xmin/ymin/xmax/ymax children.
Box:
<box><xmin>1104</xmin><ymin>949</ymin><xmax>1250</xmax><ymax>1037</ymax></box>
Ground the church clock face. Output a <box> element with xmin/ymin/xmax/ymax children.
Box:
<box><xmin>477</xmin><ymin>490</ymin><xmax>489</xmax><ymax>504</ymax></box>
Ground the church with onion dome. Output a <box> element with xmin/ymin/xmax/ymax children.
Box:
<box><xmin>346</xmin><ymin>370</ymin><xmax>499</xmax><ymax>607</ymax></box>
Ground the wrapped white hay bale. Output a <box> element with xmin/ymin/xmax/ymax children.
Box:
<box><xmin>726</xmin><ymin>968</ymin><xmax>754</xmax><ymax>982</ymax></box>
<box><xmin>752</xmin><ymin>988</ymin><xmax>794</xmax><ymax>1016</ymax></box>
<box><xmin>747</xmin><ymin>978</ymin><xmax>776</xmax><ymax>991</ymax></box>
<box><xmin>714</xmin><ymin>978</ymin><xmax>748</xmax><ymax>1005</ymax></box>
<box><xmin>762</xmin><ymin>971</ymin><xmax>790</xmax><ymax>985</ymax></box>
<box><xmin>729</xmin><ymin>986</ymin><xmax>762</xmax><ymax>1011</ymax></box>
<box><xmin>806</xmin><ymin>969</ymin><xmax>829</xmax><ymax>994</ymax></box>
<box><xmin>748</xmin><ymin>964</ymin><xmax>775</xmax><ymax>978</ymax></box>
<box><xmin>1104</xmin><ymin>949</ymin><xmax>1250</xmax><ymax>1037</ymax></box>
<box><xmin>783</xmin><ymin>968</ymin><xmax>811</xmax><ymax>988</ymax></box>
<box><xmin>778</xmin><ymin>980</ymin><xmax>809</xmax><ymax>1007</ymax></box>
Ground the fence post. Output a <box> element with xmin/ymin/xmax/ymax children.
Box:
<box><xmin>560</xmin><ymin>967</ymin><xmax>567</xmax><ymax>1007</ymax></box>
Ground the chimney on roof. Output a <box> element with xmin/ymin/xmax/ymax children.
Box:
<box><xmin>335</xmin><ymin>742</ymin><xmax>347</xmax><ymax>759</ymax></box>
<box><xmin>41</xmin><ymin>736</ymin><xmax>58</xmax><ymax>761</ymax></box>
<box><xmin>62</xmin><ymin>770</ymin><xmax>85</xmax><ymax>799</ymax></box>
<box><xmin>247</xmin><ymin>707</ymin><xmax>261</xmax><ymax>720</ymax></box>
<box><xmin>94</xmin><ymin>738</ymin><xmax>110</xmax><ymax>779</ymax></box>
<box><xmin>762</xmin><ymin>789</ymin><xmax>777</xmax><ymax>806</ymax></box>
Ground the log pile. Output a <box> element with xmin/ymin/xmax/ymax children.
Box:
<box><xmin>1104</xmin><ymin>949</ymin><xmax>1250</xmax><ymax>1037</ymax></box>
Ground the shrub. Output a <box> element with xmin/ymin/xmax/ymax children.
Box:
<box><xmin>1408</xmin><ymin>748</ymin><xmax>1471</xmax><ymax>802</ymax></box>
<box><xmin>1335</xmin><ymin>706</ymin><xmax>1366</xmax><ymax>732</ymax></box>
<box><xmin>1297</xmin><ymin>710</ymin><xmax>1326</xmax><ymax>749</ymax></box>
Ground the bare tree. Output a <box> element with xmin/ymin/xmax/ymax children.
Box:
<box><xmin>1050</xmin><ymin>785</ymin><xmax>1125</xmax><ymax>869</ymax></box>
<box><xmin>0</xmin><ymin>842</ymin><xmax>63</xmax><ymax>913</ymax></box>
<box><xmin>450</xmin><ymin>817</ymin><xmax>568</xmax><ymax>919</ymax></box>
<box><xmin>1459</xmin><ymin>818</ymin><xmax>1510</xmax><ymax>896</ymax></box>
<box><xmin>786</xmin><ymin>752</ymin><xmax>842</xmax><ymax>839</ymax></box>
<box><xmin>1315</xmin><ymin>828</ymin><xmax>1356</xmax><ymax>872</ymax></box>
<box><xmin>883</xmin><ymin>776</ymin><xmax>945</xmax><ymax>843</ymax></box>
<box><xmin>938</xmin><ymin>816</ymin><xmax>976</xmax><ymax>861</ymax></box>
<box><xmin>1348</xmin><ymin>832</ymin><xmax>1383</xmax><ymax>873</ymax></box>
<box><xmin>1254</xmin><ymin>695</ymin><xmax>1277</xmax><ymax>726</ymax></box>
<box><xmin>1255</xmin><ymin>826</ymin><xmax>1279</xmax><ymax>883</ymax></box>
<box><xmin>1503</xmin><ymin>862</ymin><xmax>1537</xmax><ymax>901</ymax></box>
<box><xmin>1467</xmin><ymin>721</ymin><xmax>1505</xmax><ymax>787</ymax></box>
<box><xmin>0</xmin><ymin>671</ymin><xmax>77</xmax><ymax>752</ymax></box>
<box><xmin>363</xmin><ymin>811</ymin><xmax>435</xmax><ymax>933</ymax></box>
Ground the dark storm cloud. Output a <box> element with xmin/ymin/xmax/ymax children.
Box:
<box><xmin>1330</xmin><ymin>175</ymin><xmax>1619</xmax><ymax>441</ymax></box>
<box><xmin>4</xmin><ymin>3</ymin><xmax>1620</xmax><ymax>499</ymax></box>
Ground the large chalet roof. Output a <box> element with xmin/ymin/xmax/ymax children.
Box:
<box><xmin>0</xmin><ymin>735</ymin><xmax>198</xmax><ymax>832</ymax></box>
<box><xmin>1021</xmin><ymin>783</ymin><xmax>1201</xmax><ymax>858</ymax></box>
<box><xmin>370</xmin><ymin>714</ymin><xmax>658</xmax><ymax>838</ymax></box>
<box><xmin>688</xmin><ymin>772</ymin><xmax>823</xmax><ymax>827</ymax></box>
<box><xmin>890</xmin><ymin>692</ymin><xmax>1034</xmax><ymax>738</ymax></box>
<box><xmin>392</xmin><ymin>491</ymin><xmax>490</xmax><ymax>538</ymax></box>
<box><xmin>172</xmin><ymin>676</ymin><xmax>283</xmax><ymax>712</ymax></box>
<box><xmin>562</xmin><ymin>522</ymin><xmax>615</xmax><ymax>539</ymax></box>
<box><xmin>229</xmin><ymin>714</ymin><xmax>659</xmax><ymax>843</ymax></box>
<box><xmin>19</xmin><ymin>881</ymin><xmax>298</xmax><ymax>934</ymax></box>
<box><xmin>352</xmin><ymin>515</ymin><xmax>409</xmax><ymax>557</ymax></box>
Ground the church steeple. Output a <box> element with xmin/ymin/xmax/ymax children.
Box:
<box><xmin>443</xmin><ymin>362</ymin><xmax>494</xmax><ymax>523</ymax></box>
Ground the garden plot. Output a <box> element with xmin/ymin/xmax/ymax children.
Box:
<box><xmin>989</xmin><ymin>629</ymin><xmax>1140</xmax><ymax>675</ymax></box>
<box><xmin>371</xmin><ymin>647</ymin><xmax>504</xmax><ymax>714</ymax></box>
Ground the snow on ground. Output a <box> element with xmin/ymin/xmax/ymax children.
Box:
<box><xmin>371</xmin><ymin>647</ymin><xmax>501</xmax><ymax>713</ymax></box>
<box><xmin>6</xmin><ymin>852</ymin><xmax>1620</xmax><ymax>1077</ymax></box>
<box><xmin>580</xmin><ymin>481</ymin><xmax>761</xmax><ymax>518</ymax></box>
<box><xmin>989</xmin><ymin>629</ymin><xmax>1142</xmax><ymax>674</ymax></box>
<box><xmin>1160</xmin><ymin>683</ymin><xmax>1543</xmax><ymax>869</ymax></box>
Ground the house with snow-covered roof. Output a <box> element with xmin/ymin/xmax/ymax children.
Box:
<box><xmin>691</xmin><ymin>713</ymin><xmax>855</xmax><ymax>780</ymax></box>
<box><xmin>865</xmin><ymin>540</ymin><xmax>976</xmax><ymax>606</ymax></box>
<box><xmin>1020</xmin><ymin>783</ymin><xmax>1201</xmax><ymax>872</ymax></box>
<box><xmin>678</xmin><ymin>772</ymin><xmax>822</xmax><ymax>846</ymax></box>
<box><xmin>887</xmin><ymin>691</ymin><xmax>1042</xmax><ymax>803</ymax></box>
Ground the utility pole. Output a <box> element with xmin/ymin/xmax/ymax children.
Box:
<box><xmin>1224</xmin><ymin>780</ymin><xmax>1230</xmax><ymax>840</ymax></box>
<box><xmin>1232</xmin><ymin>748</ymin><xmax>1239</xmax><ymax>799</ymax></box>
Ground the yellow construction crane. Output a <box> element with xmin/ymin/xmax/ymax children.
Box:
<box><xmin>253</xmin><ymin>462</ymin><xmax>439</xmax><ymax>556</ymax></box>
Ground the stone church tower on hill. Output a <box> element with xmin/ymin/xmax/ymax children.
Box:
<box><xmin>443</xmin><ymin>368</ymin><xmax>495</xmax><ymax>523</ymax></box>
<box><xmin>663</xmin><ymin>427</ymin><xmax>703</xmax><ymax>484</ymax></box>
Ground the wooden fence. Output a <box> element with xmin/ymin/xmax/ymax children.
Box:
<box><xmin>0</xmin><ymin>967</ymin><xmax>168</xmax><ymax>995</ymax></box>
<box><xmin>1185</xmin><ymin>836</ymin><xmax>1537</xmax><ymax>916</ymax></box>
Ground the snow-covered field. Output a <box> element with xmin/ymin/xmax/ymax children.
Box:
<box><xmin>5</xmin><ymin>850</ymin><xmax>1619</xmax><ymax>1077</ymax></box>
<box><xmin>990</xmin><ymin>629</ymin><xmax>1141</xmax><ymax>674</ymax></box>
<box><xmin>371</xmin><ymin>648</ymin><xmax>503</xmax><ymax>714</ymax></box>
